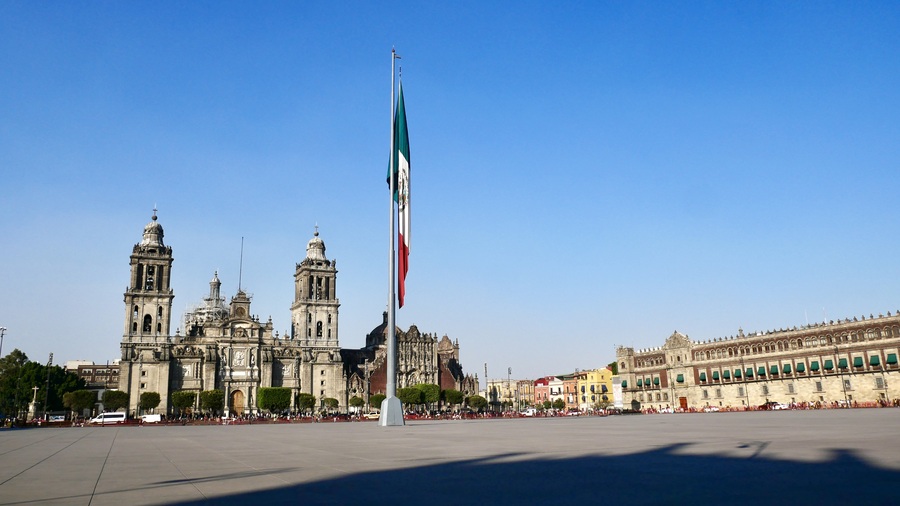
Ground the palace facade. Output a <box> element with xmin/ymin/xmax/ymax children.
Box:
<box><xmin>118</xmin><ymin>212</ymin><xmax>476</xmax><ymax>416</ymax></box>
<box><xmin>616</xmin><ymin>313</ymin><xmax>900</xmax><ymax>411</ymax></box>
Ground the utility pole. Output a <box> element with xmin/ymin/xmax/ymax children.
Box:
<box><xmin>42</xmin><ymin>353</ymin><xmax>53</xmax><ymax>420</ymax></box>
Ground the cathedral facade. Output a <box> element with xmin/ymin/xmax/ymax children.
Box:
<box><xmin>118</xmin><ymin>213</ymin><xmax>476</xmax><ymax>416</ymax></box>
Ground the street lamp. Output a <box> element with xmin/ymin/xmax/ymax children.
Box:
<box><xmin>0</xmin><ymin>327</ymin><xmax>7</xmax><ymax>358</ymax></box>
<box><xmin>507</xmin><ymin>367</ymin><xmax>512</xmax><ymax>413</ymax></box>
<box><xmin>364</xmin><ymin>358</ymin><xmax>370</xmax><ymax>413</ymax></box>
<box><xmin>740</xmin><ymin>357</ymin><xmax>749</xmax><ymax>409</ymax></box>
<box><xmin>835</xmin><ymin>346</ymin><xmax>849</xmax><ymax>408</ymax></box>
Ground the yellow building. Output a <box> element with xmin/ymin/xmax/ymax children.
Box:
<box><xmin>575</xmin><ymin>368</ymin><xmax>614</xmax><ymax>410</ymax></box>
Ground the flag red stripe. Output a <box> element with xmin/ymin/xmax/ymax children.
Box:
<box><xmin>398</xmin><ymin>231</ymin><xmax>409</xmax><ymax>308</ymax></box>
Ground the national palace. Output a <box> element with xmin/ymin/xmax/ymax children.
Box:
<box><xmin>616</xmin><ymin>313</ymin><xmax>900</xmax><ymax>411</ymax></box>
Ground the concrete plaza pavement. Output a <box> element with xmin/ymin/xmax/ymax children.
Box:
<box><xmin>1</xmin><ymin>409</ymin><xmax>899</xmax><ymax>505</ymax></box>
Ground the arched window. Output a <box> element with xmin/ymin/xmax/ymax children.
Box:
<box><xmin>133</xmin><ymin>305</ymin><xmax>139</xmax><ymax>318</ymax></box>
<box><xmin>316</xmin><ymin>321</ymin><xmax>323</xmax><ymax>337</ymax></box>
<box><xmin>157</xmin><ymin>307</ymin><xmax>163</xmax><ymax>317</ymax></box>
<box><xmin>143</xmin><ymin>315</ymin><xmax>152</xmax><ymax>332</ymax></box>
<box><xmin>156</xmin><ymin>323</ymin><xmax>161</xmax><ymax>333</ymax></box>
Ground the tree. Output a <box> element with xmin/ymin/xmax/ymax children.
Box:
<box><xmin>0</xmin><ymin>349</ymin><xmax>30</xmax><ymax>418</ymax></box>
<box><xmin>607</xmin><ymin>361</ymin><xmax>619</xmax><ymax>375</ymax></box>
<box><xmin>170</xmin><ymin>391</ymin><xmax>196</xmax><ymax>417</ymax></box>
<box><xmin>398</xmin><ymin>387</ymin><xmax>422</xmax><ymax>408</ymax></box>
<box><xmin>140</xmin><ymin>392</ymin><xmax>161</xmax><ymax>413</ymax></box>
<box><xmin>322</xmin><ymin>397</ymin><xmax>339</xmax><ymax>413</ymax></box>
<box><xmin>63</xmin><ymin>390</ymin><xmax>97</xmax><ymax>418</ymax></box>
<box><xmin>257</xmin><ymin>387</ymin><xmax>292</xmax><ymax>414</ymax></box>
<box><xmin>542</xmin><ymin>400</ymin><xmax>551</xmax><ymax>410</ymax></box>
<box><xmin>443</xmin><ymin>389</ymin><xmax>464</xmax><ymax>408</ymax></box>
<box><xmin>297</xmin><ymin>393</ymin><xmax>316</xmax><ymax>414</ymax></box>
<box><xmin>102</xmin><ymin>390</ymin><xmax>129</xmax><ymax>412</ymax></box>
<box><xmin>466</xmin><ymin>395</ymin><xmax>488</xmax><ymax>412</ymax></box>
<box><xmin>200</xmin><ymin>390</ymin><xmax>225</xmax><ymax>415</ymax></box>
<box><xmin>349</xmin><ymin>396</ymin><xmax>365</xmax><ymax>412</ymax></box>
<box><xmin>551</xmin><ymin>398</ymin><xmax>566</xmax><ymax>411</ymax></box>
<box><xmin>416</xmin><ymin>383</ymin><xmax>441</xmax><ymax>411</ymax></box>
<box><xmin>369</xmin><ymin>393</ymin><xmax>386</xmax><ymax>409</ymax></box>
<box><xmin>4</xmin><ymin>357</ymin><xmax>86</xmax><ymax>415</ymax></box>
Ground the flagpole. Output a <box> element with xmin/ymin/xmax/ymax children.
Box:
<box><xmin>380</xmin><ymin>48</ymin><xmax>404</xmax><ymax>426</ymax></box>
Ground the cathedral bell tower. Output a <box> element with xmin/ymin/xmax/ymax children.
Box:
<box><xmin>291</xmin><ymin>228</ymin><xmax>346</xmax><ymax>408</ymax></box>
<box><xmin>122</xmin><ymin>210</ymin><xmax>174</xmax><ymax>342</ymax></box>
<box><xmin>291</xmin><ymin>228</ymin><xmax>339</xmax><ymax>347</ymax></box>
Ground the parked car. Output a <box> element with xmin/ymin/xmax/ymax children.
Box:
<box><xmin>759</xmin><ymin>401</ymin><xmax>789</xmax><ymax>411</ymax></box>
<box><xmin>364</xmin><ymin>412</ymin><xmax>380</xmax><ymax>420</ymax></box>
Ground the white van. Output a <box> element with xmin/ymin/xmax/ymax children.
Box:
<box><xmin>89</xmin><ymin>412</ymin><xmax>127</xmax><ymax>424</ymax></box>
<box><xmin>141</xmin><ymin>414</ymin><xmax>162</xmax><ymax>423</ymax></box>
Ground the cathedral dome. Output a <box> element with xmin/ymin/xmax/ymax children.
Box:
<box><xmin>140</xmin><ymin>211</ymin><xmax>165</xmax><ymax>248</ymax></box>
<box><xmin>306</xmin><ymin>228</ymin><xmax>327</xmax><ymax>262</ymax></box>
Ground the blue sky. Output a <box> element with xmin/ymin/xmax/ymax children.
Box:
<box><xmin>2</xmin><ymin>2</ymin><xmax>899</xmax><ymax>383</ymax></box>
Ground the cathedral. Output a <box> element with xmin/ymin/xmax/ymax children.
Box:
<box><xmin>118</xmin><ymin>212</ymin><xmax>477</xmax><ymax>416</ymax></box>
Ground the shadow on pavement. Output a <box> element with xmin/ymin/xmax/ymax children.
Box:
<box><xmin>171</xmin><ymin>442</ymin><xmax>898</xmax><ymax>505</ymax></box>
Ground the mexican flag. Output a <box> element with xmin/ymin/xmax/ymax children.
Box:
<box><xmin>389</xmin><ymin>82</ymin><xmax>410</xmax><ymax>307</ymax></box>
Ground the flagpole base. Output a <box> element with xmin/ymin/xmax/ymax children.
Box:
<box><xmin>378</xmin><ymin>396</ymin><xmax>405</xmax><ymax>427</ymax></box>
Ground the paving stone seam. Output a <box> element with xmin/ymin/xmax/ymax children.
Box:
<box><xmin>0</xmin><ymin>429</ymin><xmax>96</xmax><ymax>488</ymax></box>
<box><xmin>87</xmin><ymin>427</ymin><xmax>121</xmax><ymax>505</ymax></box>
<box><xmin>0</xmin><ymin>429</ymin><xmax>74</xmax><ymax>458</ymax></box>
